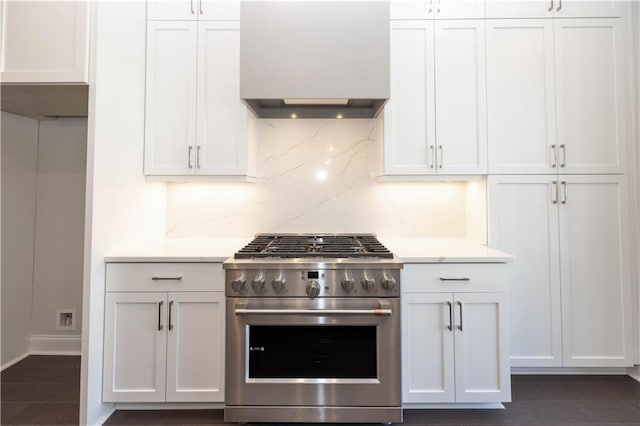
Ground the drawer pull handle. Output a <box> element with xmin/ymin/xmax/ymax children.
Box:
<box><xmin>439</xmin><ymin>277</ymin><xmax>470</xmax><ymax>281</ymax></box>
<box><xmin>152</xmin><ymin>276</ymin><xmax>183</xmax><ymax>281</ymax></box>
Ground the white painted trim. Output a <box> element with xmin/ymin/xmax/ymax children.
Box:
<box><xmin>1</xmin><ymin>352</ymin><xmax>30</xmax><ymax>371</ymax></box>
<box><xmin>114</xmin><ymin>403</ymin><xmax>223</xmax><ymax>410</ymax></box>
<box><xmin>628</xmin><ymin>365</ymin><xmax>640</xmax><ymax>382</ymax></box>
<box><xmin>91</xmin><ymin>405</ymin><xmax>116</xmax><ymax>426</ymax></box>
<box><xmin>512</xmin><ymin>367</ymin><xmax>628</xmax><ymax>375</ymax></box>
<box><xmin>404</xmin><ymin>403</ymin><xmax>505</xmax><ymax>410</ymax></box>
<box><xmin>29</xmin><ymin>334</ymin><xmax>82</xmax><ymax>355</ymax></box>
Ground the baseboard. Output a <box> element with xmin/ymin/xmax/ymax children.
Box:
<box><xmin>114</xmin><ymin>403</ymin><xmax>223</xmax><ymax>410</ymax></box>
<box><xmin>512</xmin><ymin>367</ymin><xmax>628</xmax><ymax>375</ymax></box>
<box><xmin>29</xmin><ymin>334</ymin><xmax>82</xmax><ymax>355</ymax></box>
<box><xmin>403</xmin><ymin>403</ymin><xmax>505</xmax><ymax>410</ymax></box>
<box><xmin>1</xmin><ymin>352</ymin><xmax>30</xmax><ymax>371</ymax></box>
<box><xmin>627</xmin><ymin>365</ymin><xmax>640</xmax><ymax>382</ymax></box>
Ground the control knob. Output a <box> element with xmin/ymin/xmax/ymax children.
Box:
<box><xmin>251</xmin><ymin>273</ymin><xmax>266</xmax><ymax>292</ymax></box>
<box><xmin>361</xmin><ymin>273</ymin><xmax>376</xmax><ymax>291</ymax></box>
<box><xmin>230</xmin><ymin>275</ymin><xmax>246</xmax><ymax>292</ymax></box>
<box><xmin>306</xmin><ymin>281</ymin><xmax>321</xmax><ymax>299</ymax></box>
<box><xmin>272</xmin><ymin>273</ymin><xmax>286</xmax><ymax>293</ymax></box>
<box><xmin>341</xmin><ymin>273</ymin><xmax>355</xmax><ymax>293</ymax></box>
<box><xmin>381</xmin><ymin>274</ymin><xmax>396</xmax><ymax>291</ymax></box>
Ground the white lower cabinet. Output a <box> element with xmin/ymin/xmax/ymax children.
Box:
<box><xmin>402</xmin><ymin>264</ymin><xmax>511</xmax><ymax>405</ymax></box>
<box><xmin>103</xmin><ymin>263</ymin><xmax>225</xmax><ymax>403</ymax></box>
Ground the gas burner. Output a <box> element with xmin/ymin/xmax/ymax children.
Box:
<box><xmin>234</xmin><ymin>234</ymin><xmax>393</xmax><ymax>259</ymax></box>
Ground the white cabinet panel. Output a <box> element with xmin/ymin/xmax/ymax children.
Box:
<box><xmin>402</xmin><ymin>293</ymin><xmax>455</xmax><ymax>403</ymax></box>
<box><xmin>148</xmin><ymin>0</ymin><xmax>240</xmax><ymax>20</ymax></box>
<box><xmin>559</xmin><ymin>176</ymin><xmax>632</xmax><ymax>367</ymax></box>
<box><xmin>103</xmin><ymin>293</ymin><xmax>167</xmax><ymax>402</ymax></box>
<box><xmin>166</xmin><ymin>292</ymin><xmax>225</xmax><ymax>402</ymax></box>
<box><xmin>554</xmin><ymin>0</ymin><xmax>623</xmax><ymax>18</ymax></box>
<box><xmin>486</xmin><ymin>0</ymin><xmax>622</xmax><ymax>18</ymax></box>
<box><xmin>391</xmin><ymin>0</ymin><xmax>484</xmax><ymax>19</ymax></box>
<box><xmin>1</xmin><ymin>1</ymin><xmax>89</xmax><ymax>83</ymax></box>
<box><xmin>200</xmin><ymin>0</ymin><xmax>240</xmax><ymax>20</ymax></box>
<box><xmin>453</xmin><ymin>292</ymin><xmax>510</xmax><ymax>403</ymax></box>
<box><xmin>554</xmin><ymin>19</ymin><xmax>626</xmax><ymax>174</ymax></box>
<box><xmin>144</xmin><ymin>21</ymin><xmax>198</xmax><ymax>175</ymax></box>
<box><xmin>384</xmin><ymin>21</ymin><xmax>436</xmax><ymax>175</ymax></box>
<box><xmin>488</xmin><ymin>176</ymin><xmax>562</xmax><ymax>367</ymax></box>
<box><xmin>486</xmin><ymin>20</ymin><xmax>557</xmax><ymax>174</ymax></box>
<box><xmin>434</xmin><ymin>20</ymin><xmax>487</xmax><ymax>174</ymax></box>
<box><xmin>197</xmin><ymin>21</ymin><xmax>249</xmax><ymax>176</ymax></box>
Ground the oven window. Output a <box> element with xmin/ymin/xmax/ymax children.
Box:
<box><xmin>248</xmin><ymin>326</ymin><xmax>377</xmax><ymax>379</ymax></box>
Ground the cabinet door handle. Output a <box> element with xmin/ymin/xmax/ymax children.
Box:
<box><xmin>152</xmin><ymin>276</ymin><xmax>183</xmax><ymax>281</ymax></box>
<box><xmin>190</xmin><ymin>0</ymin><xmax>195</xmax><ymax>14</ymax></box>
<box><xmin>560</xmin><ymin>144</ymin><xmax>566</xmax><ymax>168</ymax></box>
<box><xmin>446</xmin><ymin>301</ymin><xmax>453</xmax><ymax>331</ymax></box>
<box><xmin>168</xmin><ymin>301</ymin><xmax>174</xmax><ymax>331</ymax></box>
<box><xmin>200</xmin><ymin>0</ymin><xmax>204</xmax><ymax>15</ymax></box>
<box><xmin>551</xmin><ymin>144</ymin><xmax>557</xmax><ymax>168</ymax></box>
<box><xmin>457</xmin><ymin>301</ymin><xmax>463</xmax><ymax>331</ymax></box>
<box><xmin>557</xmin><ymin>0</ymin><xmax>562</xmax><ymax>11</ymax></box>
<box><xmin>551</xmin><ymin>181</ymin><xmax>558</xmax><ymax>204</ymax></box>
<box><xmin>561</xmin><ymin>181</ymin><xmax>567</xmax><ymax>204</ymax></box>
<box><xmin>428</xmin><ymin>0</ymin><xmax>433</xmax><ymax>13</ymax></box>
<box><xmin>437</xmin><ymin>0</ymin><xmax>441</xmax><ymax>13</ymax></box>
<box><xmin>429</xmin><ymin>145</ymin><xmax>435</xmax><ymax>168</ymax></box>
<box><xmin>439</xmin><ymin>276</ymin><xmax>470</xmax><ymax>281</ymax></box>
<box><xmin>548</xmin><ymin>0</ymin><xmax>554</xmax><ymax>12</ymax></box>
<box><xmin>188</xmin><ymin>146</ymin><xmax>193</xmax><ymax>169</ymax></box>
<box><xmin>197</xmin><ymin>145</ymin><xmax>201</xmax><ymax>169</ymax></box>
<box><xmin>438</xmin><ymin>145</ymin><xmax>443</xmax><ymax>169</ymax></box>
<box><xmin>158</xmin><ymin>301</ymin><xmax>164</xmax><ymax>331</ymax></box>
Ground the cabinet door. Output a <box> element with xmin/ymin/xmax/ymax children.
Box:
<box><xmin>554</xmin><ymin>19</ymin><xmax>626</xmax><ymax>174</ymax></box>
<box><xmin>196</xmin><ymin>21</ymin><xmax>250</xmax><ymax>176</ymax></box>
<box><xmin>435</xmin><ymin>0</ymin><xmax>485</xmax><ymax>19</ymax></box>
<box><xmin>402</xmin><ymin>293</ymin><xmax>454</xmax><ymax>403</ymax></box>
<box><xmin>147</xmin><ymin>0</ymin><xmax>195</xmax><ymax>20</ymax></box>
<box><xmin>384</xmin><ymin>21</ymin><xmax>436</xmax><ymax>176</ymax></box>
<box><xmin>559</xmin><ymin>176</ymin><xmax>632</xmax><ymax>367</ymax></box>
<box><xmin>454</xmin><ymin>293</ymin><xmax>511</xmax><ymax>403</ymax></box>
<box><xmin>1</xmin><ymin>1</ymin><xmax>89</xmax><ymax>83</ymax></box>
<box><xmin>200</xmin><ymin>0</ymin><xmax>240</xmax><ymax>20</ymax></box>
<box><xmin>144</xmin><ymin>21</ymin><xmax>198</xmax><ymax>176</ymax></box>
<box><xmin>485</xmin><ymin>0</ymin><xmax>554</xmax><ymax>18</ymax></box>
<box><xmin>486</xmin><ymin>20</ymin><xmax>557</xmax><ymax>174</ymax></box>
<box><xmin>554</xmin><ymin>0</ymin><xmax>623</xmax><ymax>18</ymax></box>
<box><xmin>390</xmin><ymin>1</ymin><xmax>433</xmax><ymax>19</ymax></box>
<box><xmin>103</xmin><ymin>293</ymin><xmax>167</xmax><ymax>402</ymax></box>
<box><xmin>488</xmin><ymin>176</ymin><xmax>562</xmax><ymax>367</ymax></box>
<box><xmin>434</xmin><ymin>20</ymin><xmax>487</xmax><ymax>174</ymax></box>
<box><xmin>166</xmin><ymin>292</ymin><xmax>225</xmax><ymax>402</ymax></box>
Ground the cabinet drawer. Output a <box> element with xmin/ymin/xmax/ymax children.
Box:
<box><xmin>402</xmin><ymin>263</ymin><xmax>508</xmax><ymax>293</ymax></box>
<box><xmin>106</xmin><ymin>263</ymin><xmax>224</xmax><ymax>292</ymax></box>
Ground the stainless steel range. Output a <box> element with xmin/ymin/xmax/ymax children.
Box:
<box><xmin>223</xmin><ymin>234</ymin><xmax>403</xmax><ymax>424</ymax></box>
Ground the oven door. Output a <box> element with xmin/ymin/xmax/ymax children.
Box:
<box><xmin>225</xmin><ymin>297</ymin><xmax>401</xmax><ymax>407</ymax></box>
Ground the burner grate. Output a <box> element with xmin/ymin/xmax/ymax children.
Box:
<box><xmin>234</xmin><ymin>234</ymin><xmax>393</xmax><ymax>259</ymax></box>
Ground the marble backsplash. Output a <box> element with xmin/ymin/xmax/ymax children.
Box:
<box><xmin>165</xmin><ymin>119</ymin><xmax>485</xmax><ymax>239</ymax></box>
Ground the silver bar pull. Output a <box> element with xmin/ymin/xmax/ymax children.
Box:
<box><xmin>557</xmin><ymin>0</ymin><xmax>562</xmax><ymax>11</ymax></box>
<box><xmin>438</xmin><ymin>145</ymin><xmax>443</xmax><ymax>168</ymax></box>
<box><xmin>196</xmin><ymin>145</ymin><xmax>201</xmax><ymax>169</ymax></box>
<box><xmin>551</xmin><ymin>144</ymin><xmax>557</xmax><ymax>168</ymax></box>
<box><xmin>190</xmin><ymin>0</ymin><xmax>195</xmax><ymax>14</ymax></box>
<box><xmin>552</xmin><ymin>181</ymin><xmax>558</xmax><ymax>204</ymax></box>
<box><xmin>428</xmin><ymin>0</ymin><xmax>433</xmax><ymax>13</ymax></box>
<box><xmin>168</xmin><ymin>301</ymin><xmax>174</xmax><ymax>331</ymax></box>
<box><xmin>235</xmin><ymin>308</ymin><xmax>392</xmax><ymax>316</ymax></box>
<box><xmin>429</xmin><ymin>145</ymin><xmax>435</xmax><ymax>168</ymax></box>
<box><xmin>200</xmin><ymin>0</ymin><xmax>204</xmax><ymax>15</ymax></box>
<box><xmin>152</xmin><ymin>276</ymin><xmax>183</xmax><ymax>281</ymax></box>
<box><xmin>560</xmin><ymin>144</ymin><xmax>566</xmax><ymax>168</ymax></box>
<box><xmin>158</xmin><ymin>301</ymin><xmax>164</xmax><ymax>331</ymax></box>
<box><xmin>188</xmin><ymin>145</ymin><xmax>193</xmax><ymax>169</ymax></box>
<box><xmin>437</xmin><ymin>0</ymin><xmax>441</xmax><ymax>13</ymax></box>
<box><xmin>446</xmin><ymin>301</ymin><xmax>453</xmax><ymax>331</ymax></box>
<box><xmin>439</xmin><ymin>276</ymin><xmax>470</xmax><ymax>281</ymax></box>
<box><xmin>548</xmin><ymin>0</ymin><xmax>554</xmax><ymax>12</ymax></box>
<box><xmin>457</xmin><ymin>301</ymin><xmax>463</xmax><ymax>331</ymax></box>
<box><xmin>561</xmin><ymin>181</ymin><xmax>567</xmax><ymax>204</ymax></box>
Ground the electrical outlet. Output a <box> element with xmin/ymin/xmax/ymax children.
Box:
<box><xmin>56</xmin><ymin>309</ymin><xmax>76</xmax><ymax>331</ymax></box>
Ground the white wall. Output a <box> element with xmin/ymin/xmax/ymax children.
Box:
<box><xmin>31</xmin><ymin>118</ymin><xmax>86</xmax><ymax>337</ymax></box>
<box><xmin>1</xmin><ymin>112</ymin><xmax>38</xmax><ymax>368</ymax></box>
<box><xmin>80</xmin><ymin>2</ymin><xmax>166</xmax><ymax>424</ymax></box>
<box><xmin>166</xmin><ymin>119</ymin><xmax>484</xmax><ymax>240</ymax></box>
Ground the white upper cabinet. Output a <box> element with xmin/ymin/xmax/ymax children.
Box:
<box><xmin>1</xmin><ymin>1</ymin><xmax>89</xmax><ymax>83</ymax></box>
<box><xmin>391</xmin><ymin>0</ymin><xmax>485</xmax><ymax>19</ymax></box>
<box><xmin>487</xmin><ymin>18</ymin><xmax>626</xmax><ymax>174</ymax></box>
<box><xmin>382</xmin><ymin>20</ymin><xmax>487</xmax><ymax>177</ymax></box>
<box><xmin>554</xmin><ymin>19</ymin><xmax>626</xmax><ymax>174</ymax></box>
<box><xmin>486</xmin><ymin>0</ymin><xmax>622</xmax><ymax>18</ymax></box>
<box><xmin>147</xmin><ymin>0</ymin><xmax>240</xmax><ymax>20</ymax></box>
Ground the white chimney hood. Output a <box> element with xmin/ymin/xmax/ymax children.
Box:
<box><xmin>240</xmin><ymin>1</ymin><xmax>390</xmax><ymax>119</ymax></box>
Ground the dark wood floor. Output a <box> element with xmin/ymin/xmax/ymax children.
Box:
<box><xmin>2</xmin><ymin>356</ymin><xmax>640</xmax><ymax>425</ymax></box>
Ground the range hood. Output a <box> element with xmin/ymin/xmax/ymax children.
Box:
<box><xmin>240</xmin><ymin>1</ymin><xmax>389</xmax><ymax>119</ymax></box>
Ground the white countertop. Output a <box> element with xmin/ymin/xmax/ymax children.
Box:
<box><xmin>104</xmin><ymin>237</ymin><xmax>513</xmax><ymax>264</ymax></box>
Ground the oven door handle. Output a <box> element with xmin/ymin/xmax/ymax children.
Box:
<box><xmin>234</xmin><ymin>303</ymin><xmax>392</xmax><ymax>316</ymax></box>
